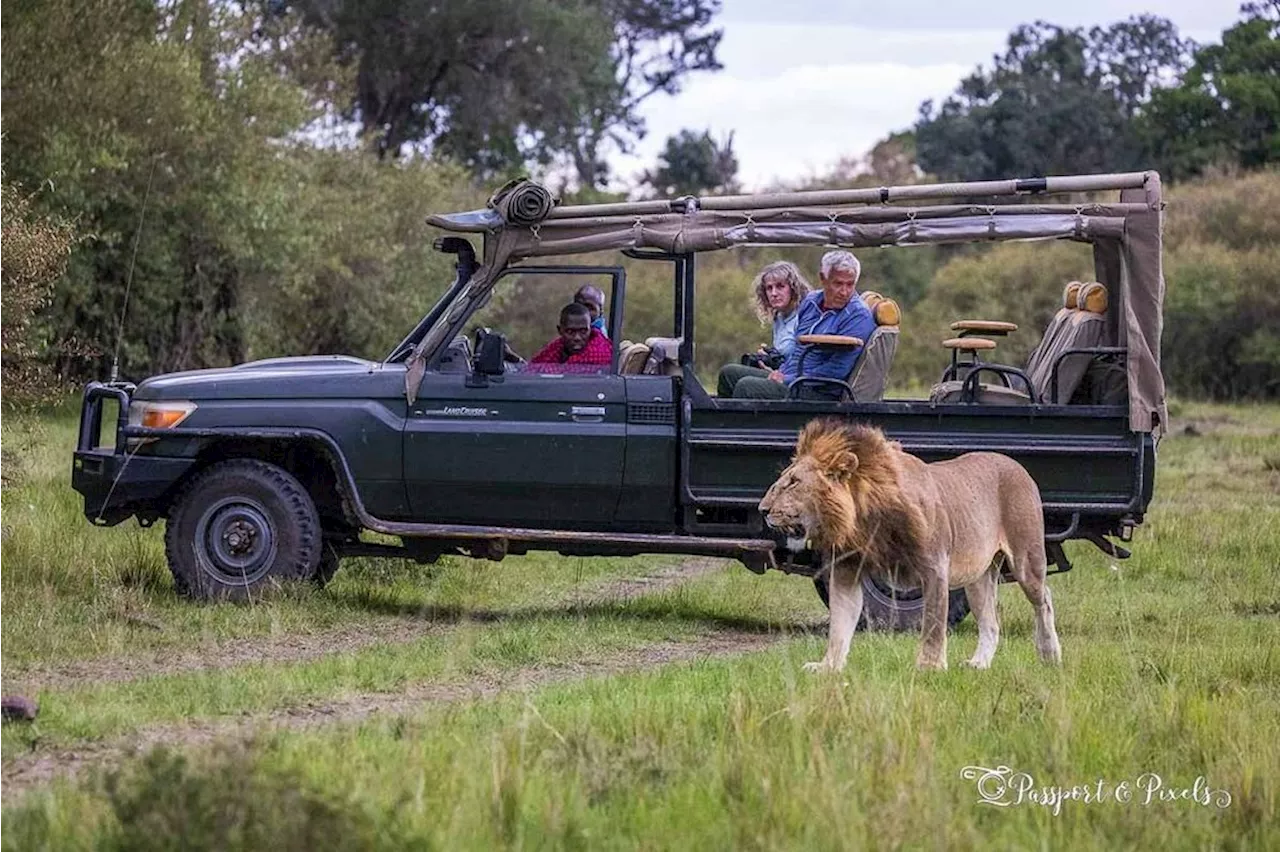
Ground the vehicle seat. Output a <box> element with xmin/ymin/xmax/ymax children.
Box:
<box><xmin>1029</xmin><ymin>281</ymin><xmax>1107</xmax><ymax>401</ymax></box>
<box><xmin>643</xmin><ymin>336</ymin><xmax>683</xmax><ymax>376</ymax></box>
<box><xmin>1022</xmin><ymin>281</ymin><xmax>1082</xmax><ymax>384</ymax></box>
<box><xmin>617</xmin><ymin>340</ymin><xmax>651</xmax><ymax>374</ymax></box>
<box><xmin>929</xmin><ymin>282</ymin><xmax>1109</xmax><ymax>405</ymax></box>
<box><xmin>438</xmin><ymin>334</ymin><xmax>474</xmax><ymax>373</ymax></box>
<box><xmin>847</xmin><ymin>297</ymin><xmax>900</xmax><ymax>401</ymax></box>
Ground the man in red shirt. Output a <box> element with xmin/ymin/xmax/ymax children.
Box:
<box><xmin>527</xmin><ymin>303</ymin><xmax>613</xmax><ymax>373</ymax></box>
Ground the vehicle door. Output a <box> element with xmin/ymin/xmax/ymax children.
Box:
<box><xmin>403</xmin><ymin>267</ymin><xmax>627</xmax><ymax>529</ymax></box>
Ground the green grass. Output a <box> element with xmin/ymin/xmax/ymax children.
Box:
<box><xmin>0</xmin><ymin>405</ymin><xmax>705</xmax><ymax>669</ymax></box>
<box><xmin>3</xmin><ymin>400</ymin><xmax>1278</xmax><ymax>850</ymax></box>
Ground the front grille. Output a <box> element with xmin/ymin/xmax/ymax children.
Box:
<box><xmin>628</xmin><ymin>403</ymin><xmax>675</xmax><ymax>424</ymax></box>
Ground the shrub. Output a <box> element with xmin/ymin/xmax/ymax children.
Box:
<box><xmin>1163</xmin><ymin>243</ymin><xmax>1280</xmax><ymax>399</ymax></box>
<box><xmin>96</xmin><ymin>747</ymin><xmax>392</xmax><ymax>852</ymax></box>
<box><xmin>1</xmin><ymin>181</ymin><xmax>77</xmax><ymax>406</ymax></box>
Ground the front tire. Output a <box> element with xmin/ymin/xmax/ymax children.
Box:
<box><xmin>813</xmin><ymin>570</ymin><xmax>970</xmax><ymax>631</ymax></box>
<box><xmin>164</xmin><ymin>459</ymin><xmax>321</xmax><ymax>601</ymax></box>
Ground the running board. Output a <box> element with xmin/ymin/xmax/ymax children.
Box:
<box><xmin>357</xmin><ymin>516</ymin><xmax>777</xmax><ymax>568</ymax></box>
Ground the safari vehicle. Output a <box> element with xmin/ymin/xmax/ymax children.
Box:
<box><xmin>73</xmin><ymin>172</ymin><xmax>1167</xmax><ymax>627</ymax></box>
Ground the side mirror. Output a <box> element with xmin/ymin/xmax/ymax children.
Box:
<box><xmin>467</xmin><ymin>330</ymin><xmax>507</xmax><ymax>387</ymax></box>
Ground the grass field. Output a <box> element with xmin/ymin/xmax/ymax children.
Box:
<box><xmin>2</xmin><ymin>400</ymin><xmax>1278</xmax><ymax>850</ymax></box>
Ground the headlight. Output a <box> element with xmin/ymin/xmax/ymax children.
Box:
<box><xmin>128</xmin><ymin>401</ymin><xmax>197</xmax><ymax>440</ymax></box>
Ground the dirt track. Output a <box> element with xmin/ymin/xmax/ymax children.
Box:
<box><xmin>4</xmin><ymin>558</ymin><xmax>728</xmax><ymax>694</ymax></box>
<box><xmin>2</xmin><ymin>628</ymin><xmax>786</xmax><ymax>796</ymax></box>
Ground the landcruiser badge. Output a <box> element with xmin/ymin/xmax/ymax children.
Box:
<box><xmin>422</xmin><ymin>406</ymin><xmax>491</xmax><ymax>417</ymax></box>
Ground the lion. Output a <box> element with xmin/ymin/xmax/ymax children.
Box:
<box><xmin>759</xmin><ymin>419</ymin><xmax>1062</xmax><ymax>672</ymax></box>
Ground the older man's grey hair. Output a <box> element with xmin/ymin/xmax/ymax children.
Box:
<box><xmin>820</xmin><ymin>250</ymin><xmax>861</xmax><ymax>282</ymax></box>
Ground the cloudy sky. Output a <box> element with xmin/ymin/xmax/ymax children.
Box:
<box><xmin>606</xmin><ymin>0</ymin><xmax>1245</xmax><ymax>191</ymax></box>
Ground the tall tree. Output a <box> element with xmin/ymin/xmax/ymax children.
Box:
<box><xmin>643</xmin><ymin>128</ymin><xmax>738</xmax><ymax>196</ymax></box>
<box><xmin>1143</xmin><ymin>2</ymin><xmax>1280</xmax><ymax>180</ymax></box>
<box><xmin>288</xmin><ymin>0</ymin><xmax>722</xmax><ymax>187</ymax></box>
<box><xmin>915</xmin><ymin>16</ymin><xmax>1193</xmax><ymax>180</ymax></box>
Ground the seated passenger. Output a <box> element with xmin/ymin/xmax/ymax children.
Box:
<box><xmin>526</xmin><ymin>302</ymin><xmax>612</xmax><ymax>373</ymax></box>
<box><xmin>718</xmin><ymin>250</ymin><xmax>876</xmax><ymax>399</ymax></box>
<box><xmin>574</xmin><ymin>284</ymin><xmax>609</xmax><ymax>338</ymax></box>
<box><xmin>753</xmin><ymin>260</ymin><xmax>811</xmax><ymax>362</ymax></box>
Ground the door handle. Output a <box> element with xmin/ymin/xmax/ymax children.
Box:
<box><xmin>570</xmin><ymin>405</ymin><xmax>606</xmax><ymax>422</ymax></box>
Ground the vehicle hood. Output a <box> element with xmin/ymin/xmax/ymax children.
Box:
<box><xmin>135</xmin><ymin>355</ymin><xmax>407</xmax><ymax>400</ymax></box>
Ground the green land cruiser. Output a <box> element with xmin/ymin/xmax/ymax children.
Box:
<box><xmin>72</xmin><ymin>172</ymin><xmax>1167</xmax><ymax>627</ymax></box>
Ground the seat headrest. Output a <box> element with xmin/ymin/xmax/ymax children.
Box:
<box><xmin>1078</xmin><ymin>282</ymin><xmax>1108</xmax><ymax>313</ymax></box>
<box><xmin>1064</xmin><ymin>281</ymin><xmax>1083</xmax><ymax>309</ymax></box>
<box><xmin>873</xmin><ymin>298</ymin><xmax>900</xmax><ymax>327</ymax></box>
<box><xmin>617</xmin><ymin>342</ymin><xmax>651</xmax><ymax>374</ymax></box>
<box><xmin>861</xmin><ymin>291</ymin><xmax>884</xmax><ymax>309</ymax></box>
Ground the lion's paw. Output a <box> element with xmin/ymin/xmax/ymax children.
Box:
<box><xmin>803</xmin><ymin>660</ymin><xmax>839</xmax><ymax>674</ymax></box>
<box><xmin>962</xmin><ymin>658</ymin><xmax>992</xmax><ymax>670</ymax></box>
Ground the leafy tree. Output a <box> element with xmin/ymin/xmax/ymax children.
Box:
<box><xmin>915</xmin><ymin>16</ymin><xmax>1193</xmax><ymax>180</ymax></box>
<box><xmin>642</xmin><ymin>128</ymin><xmax>738</xmax><ymax>196</ymax></box>
<box><xmin>2</xmin><ymin>0</ymin><xmax>318</xmax><ymax>377</ymax></box>
<box><xmin>1</xmin><ymin>181</ymin><xmax>78</xmax><ymax>405</ymax></box>
<box><xmin>1143</xmin><ymin>2</ymin><xmax>1280</xmax><ymax>180</ymax></box>
<box><xmin>288</xmin><ymin>0</ymin><xmax>722</xmax><ymax>187</ymax></box>
<box><xmin>2</xmin><ymin>0</ymin><xmax>478</xmax><ymax>379</ymax></box>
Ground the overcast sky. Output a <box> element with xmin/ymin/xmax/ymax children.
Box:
<box><xmin>605</xmin><ymin>0</ymin><xmax>1246</xmax><ymax>191</ymax></box>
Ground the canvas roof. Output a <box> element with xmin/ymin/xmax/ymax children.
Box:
<box><xmin>415</xmin><ymin>172</ymin><xmax>1167</xmax><ymax>435</ymax></box>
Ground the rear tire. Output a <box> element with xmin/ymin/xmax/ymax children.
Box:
<box><xmin>812</xmin><ymin>569</ymin><xmax>970</xmax><ymax>631</ymax></box>
<box><xmin>164</xmin><ymin>459</ymin><xmax>321</xmax><ymax>601</ymax></box>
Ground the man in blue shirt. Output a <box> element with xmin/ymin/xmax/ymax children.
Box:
<box><xmin>574</xmin><ymin>284</ymin><xmax>609</xmax><ymax>337</ymax></box>
<box><xmin>729</xmin><ymin>250</ymin><xmax>876</xmax><ymax>400</ymax></box>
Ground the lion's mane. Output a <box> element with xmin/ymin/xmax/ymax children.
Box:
<box><xmin>793</xmin><ymin>419</ymin><xmax>930</xmax><ymax>578</ymax></box>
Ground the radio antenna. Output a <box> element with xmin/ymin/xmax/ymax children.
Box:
<box><xmin>110</xmin><ymin>158</ymin><xmax>157</xmax><ymax>383</ymax></box>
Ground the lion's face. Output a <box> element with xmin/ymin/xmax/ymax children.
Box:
<box><xmin>759</xmin><ymin>455</ymin><xmax>850</xmax><ymax>546</ymax></box>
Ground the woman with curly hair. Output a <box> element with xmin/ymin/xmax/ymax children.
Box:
<box><xmin>751</xmin><ymin>260</ymin><xmax>812</xmax><ymax>360</ymax></box>
<box><xmin>716</xmin><ymin>260</ymin><xmax>812</xmax><ymax>397</ymax></box>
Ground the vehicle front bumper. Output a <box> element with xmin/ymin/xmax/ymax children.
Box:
<box><xmin>72</xmin><ymin>381</ymin><xmax>197</xmax><ymax>526</ymax></box>
<box><xmin>72</xmin><ymin>450</ymin><xmax>197</xmax><ymax>526</ymax></box>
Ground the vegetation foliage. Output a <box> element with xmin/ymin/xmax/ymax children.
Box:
<box><xmin>1</xmin><ymin>182</ymin><xmax>78</xmax><ymax>406</ymax></box>
<box><xmin>287</xmin><ymin>0</ymin><xmax>723</xmax><ymax>187</ymax></box>
<box><xmin>916</xmin><ymin>3</ymin><xmax>1280</xmax><ymax>182</ymax></box>
<box><xmin>642</xmin><ymin>129</ymin><xmax>740</xmax><ymax>197</ymax></box>
<box><xmin>1</xmin><ymin>1</ymin><xmax>1278</xmax><ymax>395</ymax></box>
<box><xmin>916</xmin><ymin>15</ymin><xmax>1196</xmax><ymax>180</ymax></box>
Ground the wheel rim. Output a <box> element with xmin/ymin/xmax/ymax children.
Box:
<box><xmin>865</xmin><ymin>572</ymin><xmax>923</xmax><ymax>604</ymax></box>
<box><xmin>194</xmin><ymin>496</ymin><xmax>278</xmax><ymax>586</ymax></box>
